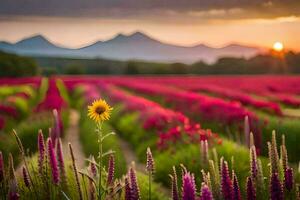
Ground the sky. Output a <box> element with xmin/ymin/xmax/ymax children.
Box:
<box><xmin>1</xmin><ymin>0</ymin><xmax>300</xmax><ymax>50</ymax></box>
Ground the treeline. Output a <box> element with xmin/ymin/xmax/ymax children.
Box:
<box><xmin>34</xmin><ymin>51</ymin><xmax>300</xmax><ymax>75</ymax></box>
<box><xmin>1</xmin><ymin>50</ymin><xmax>300</xmax><ymax>77</ymax></box>
<box><xmin>0</xmin><ymin>51</ymin><xmax>39</xmax><ymax>77</ymax></box>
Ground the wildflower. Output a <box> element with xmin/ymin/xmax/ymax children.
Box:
<box><xmin>87</xmin><ymin>99</ymin><xmax>113</xmax><ymax>122</ymax></box>
<box><xmin>201</xmin><ymin>140</ymin><xmax>209</xmax><ymax>166</ymax></box>
<box><xmin>22</xmin><ymin>166</ymin><xmax>30</xmax><ymax>188</ymax></box>
<box><xmin>89</xmin><ymin>156</ymin><xmax>97</xmax><ymax>178</ymax></box>
<box><xmin>125</xmin><ymin>177</ymin><xmax>132</xmax><ymax>200</ymax></box>
<box><xmin>146</xmin><ymin>147</ymin><xmax>155</xmax><ymax>174</ymax></box>
<box><xmin>129</xmin><ymin>166</ymin><xmax>140</xmax><ymax>200</ymax></box>
<box><xmin>232</xmin><ymin>171</ymin><xmax>241</xmax><ymax>200</ymax></box>
<box><xmin>246</xmin><ymin>177</ymin><xmax>256</xmax><ymax>200</ymax></box>
<box><xmin>170</xmin><ymin>167</ymin><xmax>179</xmax><ymax>200</ymax></box>
<box><xmin>182</xmin><ymin>172</ymin><xmax>196</xmax><ymax>200</ymax></box>
<box><xmin>107</xmin><ymin>154</ymin><xmax>115</xmax><ymax>186</ymax></box>
<box><xmin>200</xmin><ymin>183</ymin><xmax>213</xmax><ymax>200</ymax></box>
<box><xmin>270</xmin><ymin>172</ymin><xmax>283</xmax><ymax>200</ymax></box>
<box><xmin>56</xmin><ymin>138</ymin><xmax>67</xmax><ymax>187</ymax></box>
<box><xmin>250</xmin><ymin>146</ymin><xmax>258</xmax><ymax>180</ymax></box>
<box><xmin>284</xmin><ymin>167</ymin><xmax>293</xmax><ymax>191</ymax></box>
<box><xmin>47</xmin><ymin>138</ymin><xmax>60</xmax><ymax>185</ymax></box>
<box><xmin>220</xmin><ymin>159</ymin><xmax>233</xmax><ymax>200</ymax></box>
<box><xmin>38</xmin><ymin>130</ymin><xmax>45</xmax><ymax>175</ymax></box>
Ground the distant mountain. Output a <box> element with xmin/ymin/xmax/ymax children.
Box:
<box><xmin>0</xmin><ymin>32</ymin><xmax>262</xmax><ymax>63</ymax></box>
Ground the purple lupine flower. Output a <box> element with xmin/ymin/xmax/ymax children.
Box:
<box><xmin>200</xmin><ymin>183</ymin><xmax>213</xmax><ymax>200</ymax></box>
<box><xmin>8</xmin><ymin>183</ymin><xmax>20</xmax><ymax>200</ymax></box>
<box><xmin>89</xmin><ymin>156</ymin><xmax>97</xmax><ymax>177</ymax></box>
<box><xmin>284</xmin><ymin>167</ymin><xmax>294</xmax><ymax>191</ymax></box>
<box><xmin>47</xmin><ymin>138</ymin><xmax>60</xmax><ymax>185</ymax></box>
<box><xmin>56</xmin><ymin>138</ymin><xmax>67</xmax><ymax>186</ymax></box>
<box><xmin>38</xmin><ymin>130</ymin><xmax>45</xmax><ymax>174</ymax></box>
<box><xmin>170</xmin><ymin>167</ymin><xmax>179</xmax><ymax>200</ymax></box>
<box><xmin>232</xmin><ymin>171</ymin><xmax>241</xmax><ymax>200</ymax></box>
<box><xmin>246</xmin><ymin>177</ymin><xmax>256</xmax><ymax>200</ymax></box>
<box><xmin>129</xmin><ymin>167</ymin><xmax>140</xmax><ymax>200</ymax></box>
<box><xmin>221</xmin><ymin>159</ymin><xmax>233</xmax><ymax>200</ymax></box>
<box><xmin>0</xmin><ymin>151</ymin><xmax>4</xmax><ymax>182</ymax></box>
<box><xmin>146</xmin><ymin>147</ymin><xmax>155</xmax><ymax>174</ymax></box>
<box><xmin>107</xmin><ymin>154</ymin><xmax>115</xmax><ymax>186</ymax></box>
<box><xmin>22</xmin><ymin>166</ymin><xmax>30</xmax><ymax>188</ymax></box>
<box><xmin>250</xmin><ymin>146</ymin><xmax>258</xmax><ymax>179</ymax></box>
<box><xmin>182</xmin><ymin>172</ymin><xmax>196</xmax><ymax>200</ymax></box>
<box><xmin>125</xmin><ymin>177</ymin><xmax>132</xmax><ymax>200</ymax></box>
<box><xmin>270</xmin><ymin>173</ymin><xmax>283</xmax><ymax>200</ymax></box>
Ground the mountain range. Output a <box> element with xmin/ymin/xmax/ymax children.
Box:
<box><xmin>0</xmin><ymin>32</ymin><xmax>262</xmax><ymax>63</ymax></box>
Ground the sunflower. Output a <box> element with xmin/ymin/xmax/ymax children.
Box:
<box><xmin>88</xmin><ymin>99</ymin><xmax>113</xmax><ymax>122</ymax></box>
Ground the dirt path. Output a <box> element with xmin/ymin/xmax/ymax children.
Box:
<box><xmin>62</xmin><ymin>109</ymin><xmax>85</xmax><ymax>169</ymax></box>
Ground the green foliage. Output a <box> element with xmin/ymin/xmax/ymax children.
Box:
<box><xmin>0</xmin><ymin>51</ymin><xmax>39</xmax><ymax>77</ymax></box>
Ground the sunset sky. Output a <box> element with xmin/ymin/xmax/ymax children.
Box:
<box><xmin>1</xmin><ymin>0</ymin><xmax>300</xmax><ymax>50</ymax></box>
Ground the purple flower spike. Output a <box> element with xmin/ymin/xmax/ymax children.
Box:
<box><xmin>38</xmin><ymin>130</ymin><xmax>45</xmax><ymax>174</ymax></box>
<box><xmin>200</xmin><ymin>183</ymin><xmax>213</xmax><ymax>200</ymax></box>
<box><xmin>170</xmin><ymin>167</ymin><xmax>179</xmax><ymax>200</ymax></box>
<box><xmin>22</xmin><ymin>166</ymin><xmax>30</xmax><ymax>188</ymax></box>
<box><xmin>246</xmin><ymin>177</ymin><xmax>256</xmax><ymax>200</ymax></box>
<box><xmin>0</xmin><ymin>151</ymin><xmax>4</xmax><ymax>182</ymax></box>
<box><xmin>284</xmin><ymin>167</ymin><xmax>294</xmax><ymax>191</ymax></box>
<box><xmin>129</xmin><ymin>166</ymin><xmax>140</xmax><ymax>200</ymax></box>
<box><xmin>56</xmin><ymin>138</ymin><xmax>67</xmax><ymax>185</ymax></box>
<box><xmin>221</xmin><ymin>159</ymin><xmax>233</xmax><ymax>200</ymax></box>
<box><xmin>107</xmin><ymin>154</ymin><xmax>115</xmax><ymax>186</ymax></box>
<box><xmin>47</xmin><ymin>138</ymin><xmax>60</xmax><ymax>185</ymax></box>
<box><xmin>89</xmin><ymin>156</ymin><xmax>97</xmax><ymax>177</ymax></box>
<box><xmin>270</xmin><ymin>172</ymin><xmax>283</xmax><ymax>200</ymax></box>
<box><xmin>182</xmin><ymin>172</ymin><xmax>196</xmax><ymax>200</ymax></box>
<box><xmin>232</xmin><ymin>172</ymin><xmax>241</xmax><ymax>200</ymax></box>
<box><xmin>146</xmin><ymin>147</ymin><xmax>155</xmax><ymax>174</ymax></box>
<box><xmin>250</xmin><ymin>146</ymin><xmax>258</xmax><ymax>179</ymax></box>
<box><xmin>125</xmin><ymin>177</ymin><xmax>132</xmax><ymax>200</ymax></box>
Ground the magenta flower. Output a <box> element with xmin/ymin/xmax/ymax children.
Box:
<box><xmin>200</xmin><ymin>184</ymin><xmax>213</xmax><ymax>200</ymax></box>
<box><xmin>107</xmin><ymin>154</ymin><xmax>115</xmax><ymax>186</ymax></box>
<box><xmin>125</xmin><ymin>177</ymin><xmax>132</xmax><ymax>200</ymax></box>
<box><xmin>22</xmin><ymin>166</ymin><xmax>30</xmax><ymax>188</ymax></box>
<box><xmin>221</xmin><ymin>159</ymin><xmax>233</xmax><ymax>200</ymax></box>
<box><xmin>246</xmin><ymin>177</ymin><xmax>256</xmax><ymax>200</ymax></box>
<box><xmin>56</xmin><ymin>138</ymin><xmax>67</xmax><ymax>186</ymax></box>
<box><xmin>129</xmin><ymin>167</ymin><xmax>140</xmax><ymax>200</ymax></box>
<box><xmin>38</xmin><ymin>130</ymin><xmax>45</xmax><ymax>175</ymax></box>
<box><xmin>47</xmin><ymin>138</ymin><xmax>60</xmax><ymax>185</ymax></box>
<box><xmin>232</xmin><ymin>172</ymin><xmax>241</xmax><ymax>200</ymax></box>
<box><xmin>182</xmin><ymin>172</ymin><xmax>196</xmax><ymax>200</ymax></box>
<box><xmin>270</xmin><ymin>172</ymin><xmax>283</xmax><ymax>200</ymax></box>
<box><xmin>284</xmin><ymin>167</ymin><xmax>294</xmax><ymax>191</ymax></box>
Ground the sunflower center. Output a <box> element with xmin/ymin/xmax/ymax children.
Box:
<box><xmin>95</xmin><ymin>106</ymin><xmax>106</xmax><ymax>115</ymax></box>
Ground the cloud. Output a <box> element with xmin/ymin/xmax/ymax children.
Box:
<box><xmin>0</xmin><ymin>0</ymin><xmax>300</xmax><ymax>22</ymax></box>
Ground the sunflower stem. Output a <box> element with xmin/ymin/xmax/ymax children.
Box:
<box><xmin>97</xmin><ymin>122</ymin><xmax>103</xmax><ymax>200</ymax></box>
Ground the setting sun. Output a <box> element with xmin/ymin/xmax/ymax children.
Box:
<box><xmin>273</xmin><ymin>42</ymin><xmax>284</xmax><ymax>52</ymax></box>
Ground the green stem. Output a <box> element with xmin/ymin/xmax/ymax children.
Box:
<box><xmin>97</xmin><ymin>122</ymin><xmax>103</xmax><ymax>199</ymax></box>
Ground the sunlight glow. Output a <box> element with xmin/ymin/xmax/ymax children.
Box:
<box><xmin>273</xmin><ymin>42</ymin><xmax>284</xmax><ymax>52</ymax></box>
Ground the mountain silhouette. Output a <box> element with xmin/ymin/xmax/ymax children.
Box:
<box><xmin>0</xmin><ymin>32</ymin><xmax>262</xmax><ymax>63</ymax></box>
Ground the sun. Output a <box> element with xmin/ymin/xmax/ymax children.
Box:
<box><xmin>273</xmin><ymin>42</ymin><xmax>284</xmax><ymax>52</ymax></box>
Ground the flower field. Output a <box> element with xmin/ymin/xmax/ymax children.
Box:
<box><xmin>0</xmin><ymin>75</ymin><xmax>300</xmax><ymax>200</ymax></box>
